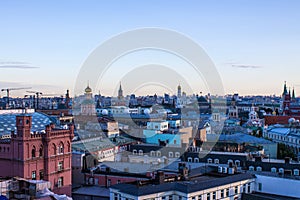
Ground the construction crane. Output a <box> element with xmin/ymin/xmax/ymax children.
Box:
<box><xmin>1</xmin><ymin>87</ymin><xmax>31</xmax><ymax>108</ymax></box>
<box><xmin>26</xmin><ymin>91</ymin><xmax>43</xmax><ymax>109</ymax></box>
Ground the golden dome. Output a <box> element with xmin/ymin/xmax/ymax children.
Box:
<box><xmin>85</xmin><ymin>85</ymin><xmax>92</xmax><ymax>93</ymax></box>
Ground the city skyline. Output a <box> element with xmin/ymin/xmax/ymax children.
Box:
<box><xmin>1</xmin><ymin>1</ymin><xmax>300</xmax><ymax>97</ymax></box>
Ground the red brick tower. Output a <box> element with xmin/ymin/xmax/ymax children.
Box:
<box><xmin>0</xmin><ymin>113</ymin><xmax>74</xmax><ymax>196</ymax></box>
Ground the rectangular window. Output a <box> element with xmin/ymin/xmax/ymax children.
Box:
<box><xmin>169</xmin><ymin>195</ymin><xmax>173</xmax><ymax>200</ymax></box>
<box><xmin>235</xmin><ymin>186</ymin><xmax>238</xmax><ymax>194</ymax></box>
<box><xmin>114</xmin><ymin>193</ymin><xmax>118</xmax><ymax>200</ymax></box>
<box><xmin>192</xmin><ymin>197</ymin><xmax>195</xmax><ymax>200</ymax></box>
<box><xmin>212</xmin><ymin>192</ymin><xmax>216</xmax><ymax>200</ymax></box>
<box><xmin>58</xmin><ymin>177</ymin><xmax>63</xmax><ymax>187</ymax></box>
<box><xmin>206</xmin><ymin>193</ymin><xmax>210</xmax><ymax>200</ymax></box>
<box><xmin>32</xmin><ymin>171</ymin><xmax>36</xmax><ymax>180</ymax></box>
<box><xmin>226</xmin><ymin>188</ymin><xmax>229</xmax><ymax>197</ymax></box>
<box><xmin>58</xmin><ymin>161</ymin><xmax>63</xmax><ymax>171</ymax></box>
<box><xmin>117</xmin><ymin>180</ymin><xmax>121</xmax><ymax>184</ymax></box>
<box><xmin>198</xmin><ymin>195</ymin><xmax>202</xmax><ymax>200</ymax></box>
<box><xmin>220</xmin><ymin>190</ymin><xmax>224</xmax><ymax>198</ymax></box>
<box><xmin>107</xmin><ymin>179</ymin><xmax>111</xmax><ymax>187</ymax></box>
<box><xmin>39</xmin><ymin>170</ymin><xmax>44</xmax><ymax>180</ymax></box>
<box><xmin>258</xmin><ymin>183</ymin><xmax>262</xmax><ymax>191</ymax></box>
<box><xmin>248</xmin><ymin>183</ymin><xmax>251</xmax><ymax>193</ymax></box>
<box><xmin>243</xmin><ymin>184</ymin><xmax>246</xmax><ymax>193</ymax></box>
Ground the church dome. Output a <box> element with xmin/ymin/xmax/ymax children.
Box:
<box><xmin>85</xmin><ymin>85</ymin><xmax>92</xmax><ymax>93</ymax></box>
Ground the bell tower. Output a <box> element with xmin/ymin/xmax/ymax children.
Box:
<box><xmin>16</xmin><ymin>115</ymin><xmax>32</xmax><ymax>139</ymax></box>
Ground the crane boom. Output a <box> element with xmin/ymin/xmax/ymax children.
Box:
<box><xmin>1</xmin><ymin>87</ymin><xmax>31</xmax><ymax>109</ymax></box>
<box><xmin>26</xmin><ymin>90</ymin><xmax>43</xmax><ymax>109</ymax></box>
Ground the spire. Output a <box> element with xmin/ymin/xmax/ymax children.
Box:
<box><xmin>283</xmin><ymin>81</ymin><xmax>287</xmax><ymax>95</ymax></box>
<box><xmin>118</xmin><ymin>82</ymin><xmax>123</xmax><ymax>99</ymax></box>
<box><xmin>292</xmin><ymin>87</ymin><xmax>296</xmax><ymax>99</ymax></box>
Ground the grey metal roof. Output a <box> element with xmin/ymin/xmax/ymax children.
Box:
<box><xmin>111</xmin><ymin>173</ymin><xmax>255</xmax><ymax>196</ymax></box>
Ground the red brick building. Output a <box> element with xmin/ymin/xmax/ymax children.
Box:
<box><xmin>0</xmin><ymin>113</ymin><xmax>74</xmax><ymax>196</ymax></box>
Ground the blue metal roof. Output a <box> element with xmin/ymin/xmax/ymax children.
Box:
<box><xmin>0</xmin><ymin>112</ymin><xmax>54</xmax><ymax>136</ymax></box>
<box><xmin>268</xmin><ymin>127</ymin><xmax>290</xmax><ymax>136</ymax></box>
<box><xmin>208</xmin><ymin>133</ymin><xmax>275</xmax><ymax>144</ymax></box>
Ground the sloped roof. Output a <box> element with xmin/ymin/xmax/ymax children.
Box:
<box><xmin>111</xmin><ymin>173</ymin><xmax>255</xmax><ymax>196</ymax></box>
<box><xmin>0</xmin><ymin>112</ymin><xmax>54</xmax><ymax>136</ymax></box>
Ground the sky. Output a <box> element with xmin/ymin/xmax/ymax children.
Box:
<box><xmin>0</xmin><ymin>0</ymin><xmax>300</xmax><ymax>97</ymax></box>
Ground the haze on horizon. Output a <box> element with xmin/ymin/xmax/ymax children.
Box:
<box><xmin>1</xmin><ymin>1</ymin><xmax>300</xmax><ymax>98</ymax></box>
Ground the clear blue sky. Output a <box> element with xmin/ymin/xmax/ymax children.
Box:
<box><xmin>1</xmin><ymin>0</ymin><xmax>300</xmax><ymax>97</ymax></box>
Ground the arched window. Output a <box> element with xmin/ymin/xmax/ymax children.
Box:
<box><xmin>156</xmin><ymin>151</ymin><xmax>161</xmax><ymax>157</ymax></box>
<box><xmin>194</xmin><ymin>158</ymin><xmax>199</xmax><ymax>163</ymax></box>
<box><xmin>150</xmin><ymin>151</ymin><xmax>155</xmax><ymax>157</ymax></box>
<box><xmin>138</xmin><ymin>150</ymin><xmax>143</xmax><ymax>156</ymax></box>
<box><xmin>52</xmin><ymin>144</ymin><xmax>57</xmax><ymax>155</ymax></box>
<box><xmin>256</xmin><ymin>166</ymin><xmax>262</xmax><ymax>171</ymax></box>
<box><xmin>271</xmin><ymin>167</ymin><xmax>277</xmax><ymax>173</ymax></box>
<box><xmin>207</xmin><ymin>158</ymin><xmax>212</xmax><ymax>163</ymax></box>
<box><xmin>228</xmin><ymin>159</ymin><xmax>233</xmax><ymax>165</ymax></box>
<box><xmin>132</xmin><ymin>149</ymin><xmax>137</xmax><ymax>155</ymax></box>
<box><xmin>214</xmin><ymin>159</ymin><xmax>219</xmax><ymax>164</ymax></box>
<box><xmin>235</xmin><ymin>160</ymin><xmax>241</xmax><ymax>167</ymax></box>
<box><xmin>294</xmin><ymin>169</ymin><xmax>299</xmax><ymax>176</ymax></box>
<box><xmin>188</xmin><ymin>157</ymin><xmax>193</xmax><ymax>162</ymax></box>
<box><xmin>279</xmin><ymin>168</ymin><xmax>284</xmax><ymax>174</ymax></box>
<box><xmin>249</xmin><ymin>166</ymin><xmax>254</xmax><ymax>171</ymax></box>
<box><xmin>67</xmin><ymin>142</ymin><xmax>70</xmax><ymax>152</ymax></box>
<box><xmin>39</xmin><ymin>146</ymin><xmax>43</xmax><ymax>157</ymax></box>
<box><xmin>175</xmin><ymin>152</ymin><xmax>180</xmax><ymax>158</ymax></box>
<box><xmin>58</xmin><ymin>142</ymin><xmax>64</xmax><ymax>154</ymax></box>
<box><xmin>32</xmin><ymin>146</ymin><xmax>36</xmax><ymax>158</ymax></box>
<box><xmin>169</xmin><ymin>152</ymin><xmax>173</xmax><ymax>158</ymax></box>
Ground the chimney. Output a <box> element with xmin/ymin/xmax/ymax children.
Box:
<box><xmin>255</xmin><ymin>156</ymin><xmax>262</xmax><ymax>162</ymax></box>
<box><xmin>178</xmin><ymin>162</ymin><xmax>189</xmax><ymax>180</ymax></box>
<box><xmin>155</xmin><ymin>171</ymin><xmax>165</xmax><ymax>184</ymax></box>
<box><xmin>285</xmin><ymin>157</ymin><xmax>291</xmax><ymax>164</ymax></box>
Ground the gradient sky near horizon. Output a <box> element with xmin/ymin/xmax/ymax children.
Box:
<box><xmin>1</xmin><ymin>0</ymin><xmax>300</xmax><ymax>97</ymax></box>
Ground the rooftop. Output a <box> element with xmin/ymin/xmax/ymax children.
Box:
<box><xmin>111</xmin><ymin>173</ymin><xmax>255</xmax><ymax>196</ymax></box>
<box><xmin>207</xmin><ymin>133</ymin><xmax>275</xmax><ymax>144</ymax></box>
<box><xmin>72</xmin><ymin>186</ymin><xmax>109</xmax><ymax>197</ymax></box>
<box><xmin>0</xmin><ymin>110</ymin><xmax>55</xmax><ymax>136</ymax></box>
